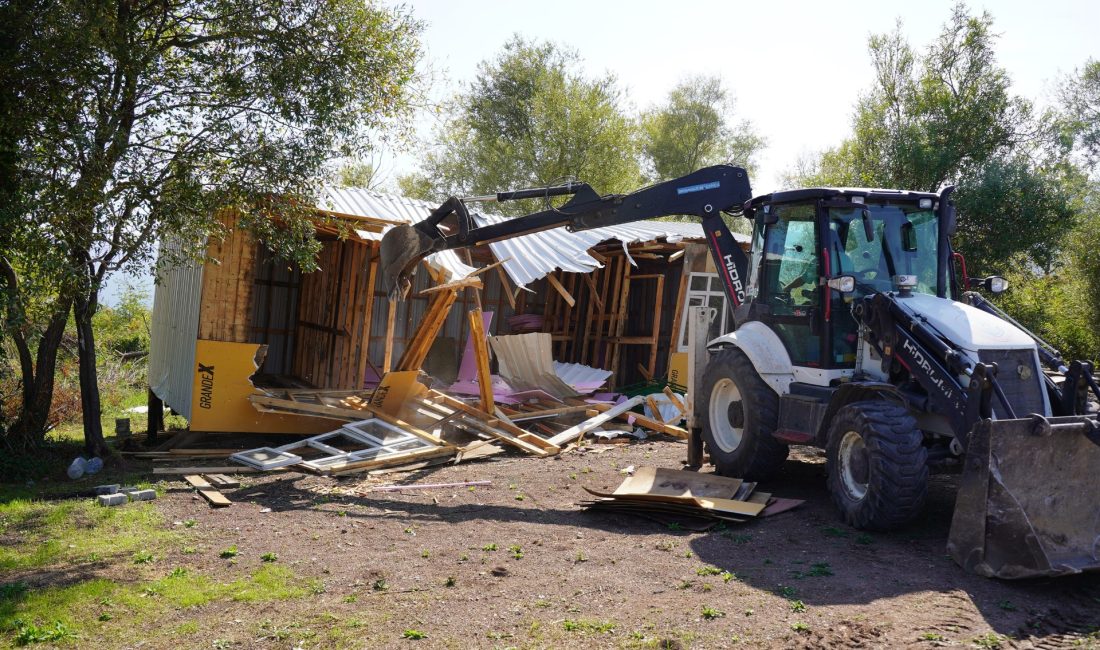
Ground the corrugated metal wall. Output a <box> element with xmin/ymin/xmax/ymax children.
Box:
<box><xmin>148</xmin><ymin>237</ymin><xmax>203</xmax><ymax>419</ymax></box>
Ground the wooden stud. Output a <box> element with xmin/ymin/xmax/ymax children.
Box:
<box><xmin>467</xmin><ymin>309</ymin><xmax>494</xmax><ymax>413</ymax></box>
<box><xmin>382</xmin><ymin>297</ymin><xmax>397</xmax><ymax>373</ymax></box>
<box><xmin>495</xmin><ymin>265</ymin><xmax>517</xmax><ymax>311</ymax></box>
<box><xmin>662</xmin><ymin>386</ymin><xmax>687</xmax><ymax>415</ymax></box>
<box><xmin>545</xmin><ymin>272</ymin><xmax>575</xmax><ymax>307</ymax></box>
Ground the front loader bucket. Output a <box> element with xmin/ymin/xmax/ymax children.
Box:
<box><xmin>379</xmin><ymin>224</ymin><xmax>438</xmax><ymax>298</ymax></box>
<box><xmin>948</xmin><ymin>415</ymin><xmax>1100</xmax><ymax>579</ymax></box>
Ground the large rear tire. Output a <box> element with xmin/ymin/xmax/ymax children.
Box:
<box><xmin>825</xmin><ymin>400</ymin><xmax>928</xmax><ymax>530</ymax></box>
<box><xmin>700</xmin><ymin>348</ymin><xmax>789</xmax><ymax>480</ymax></box>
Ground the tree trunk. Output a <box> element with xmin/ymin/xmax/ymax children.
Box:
<box><xmin>74</xmin><ymin>290</ymin><xmax>107</xmax><ymax>457</ymax></box>
<box><xmin>5</xmin><ymin>301</ymin><xmax>70</xmax><ymax>450</ymax></box>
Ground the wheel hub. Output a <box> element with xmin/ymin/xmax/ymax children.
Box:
<box><xmin>838</xmin><ymin>430</ymin><xmax>870</xmax><ymax>500</ymax></box>
<box><xmin>708</xmin><ymin>378</ymin><xmax>744</xmax><ymax>453</ymax></box>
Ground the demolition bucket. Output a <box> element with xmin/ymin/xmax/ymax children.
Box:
<box><xmin>948</xmin><ymin>414</ymin><xmax>1100</xmax><ymax>579</ymax></box>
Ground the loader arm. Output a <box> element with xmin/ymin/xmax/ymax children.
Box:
<box><xmin>380</xmin><ymin>165</ymin><xmax>753</xmax><ymax>313</ymax></box>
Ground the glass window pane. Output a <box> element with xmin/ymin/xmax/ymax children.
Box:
<box><xmin>690</xmin><ymin>275</ymin><xmax>707</xmax><ymax>291</ymax></box>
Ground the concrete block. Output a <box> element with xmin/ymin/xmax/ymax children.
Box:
<box><xmin>93</xmin><ymin>484</ymin><xmax>120</xmax><ymax>495</ymax></box>
<box><xmin>97</xmin><ymin>493</ymin><xmax>127</xmax><ymax>507</ymax></box>
<box><xmin>119</xmin><ymin>486</ymin><xmax>139</xmax><ymax>494</ymax></box>
<box><xmin>128</xmin><ymin>489</ymin><xmax>157</xmax><ymax>502</ymax></box>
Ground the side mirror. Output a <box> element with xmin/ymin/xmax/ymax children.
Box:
<box><xmin>827</xmin><ymin>275</ymin><xmax>856</xmax><ymax>294</ymax></box>
<box><xmin>968</xmin><ymin>275</ymin><xmax>1008</xmax><ymax>294</ymax></box>
<box><xmin>939</xmin><ymin>186</ymin><xmax>957</xmax><ymax>236</ymax></box>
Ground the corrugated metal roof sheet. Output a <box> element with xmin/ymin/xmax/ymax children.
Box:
<box><xmin>316</xmin><ymin>187</ymin><xmax>747</xmax><ymax>286</ymax></box>
<box><xmin>318</xmin><ymin>188</ymin><xmax>476</xmax><ymax>279</ymax></box>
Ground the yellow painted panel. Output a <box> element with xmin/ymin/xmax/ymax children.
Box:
<box><xmin>668</xmin><ymin>352</ymin><xmax>689</xmax><ymax>389</ymax></box>
<box><xmin>368</xmin><ymin>371</ymin><xmax>427</xmax><ymax>416</ymax></box>
<box><xmin>190</xmin><ymin>340</ymin><xmax>340</xmax><ymax>434</ymax></box>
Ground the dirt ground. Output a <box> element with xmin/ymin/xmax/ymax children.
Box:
<box><xmin>139</xmin><ymin>439</ymin><xmax>1100</xmax><ymax>649</ymax></box>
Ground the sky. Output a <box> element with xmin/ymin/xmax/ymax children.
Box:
<box><xmin>105</xmin><ymin>0</ymin><xmax>1097</xmax><ymax>306</ymax></box>
<box><xmin>383</xmin><ymin>0</ymin><xmax>1098</xmax><ymax>195</ymax></box>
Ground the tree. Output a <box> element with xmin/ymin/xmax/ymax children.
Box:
<box><xmin>3</xmin><ymin>0</ymin><xmax>423</xmax><ymax>454</ymax></box>
<box><xmin>399</xmin><ymin>36</ymin><xmax>639</xmax><ymax>214</ymax></box>
<box><xmin>1059</xmin><ymin>59</ymin><xmax>1100</xmax><ymax>171</ymax></box>
<box><xmin>333</xmin><ymin>158</ymin><xmax>385</xmax><ymax>190</ymax></box>
<box><xmin>640</xmin><ymin>76</ymin><xmax>765</xmax><ymax>181</ymax></box>
<box><xmin>786</xmin><ymin>4</ymin><xmax>1071</xmax><ymax>273</ymax></box>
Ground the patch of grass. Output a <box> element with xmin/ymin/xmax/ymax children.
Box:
<box><xmin>12</xmin><ymin>619</ymin><xmax>77</xmax><ymax>645</ymax></box>
<box><xmin>167</xmin><ymin>567</ymin><xmax>187</xmax><ymax>578</ymax></box>
<box><xmin>372</xmin><ymin>578</ymin><xmax>388</xmax><ymax>592</ymax></box>
<box><xmin>791</xmin><ymin>622</ymin><xmax>811</xmax><ymax>633</ymax></box>
<box><xmin>695</xmin><ymin>565</ymin><xmax>722</xmax><ymax>576</ymax></box>
<box><xmin>508</xmin><ymin>545</ymin><xmax>524</xmax><ymax>559</ymax></box>
<box><xmin>789</xmin><ymin>600</ymin><xmax>806</xmax><ymax>613</ymax></box>
<box><xmin>808</xmin><ymin>562</ymin><xmax>833</xmax><ymax>577</ymax></box>
<box><xmin>132</xmin><ymin>550</ymin><xmax>155</xmax><ymax>564</ymax></box>
<box><xmin>0</xmin><ymin>498</ymin><xmax>175</xmax><ymax>572</ymax></box>
<box><xmin>575</xmin><ymin>551</ymin><xmax>588</xmax><ymax>563</ymax></box>
<box><xmin>997</xmin><ymin>600</ymin><xmax>1016</xmax><ymax>611</ymax></box>
<box><xmin>666</xmin><ymin>522</ymin><xmax>683</xmax><ymax>532</ymax></box>
<box><xmin>219</xmin><ymin>545</ymin><xmax>238</xmax><ymax>559</ymax></box>
<box><xmin>682</xmin><ymin>550</ymin><xmax>693</xmax><ymax>558</ymax></box>
<box><xmin>655</xmin><ymin>541</ymin><xmax>674</xmax><ymax>552</ymax></box>
<box><xmin>260</xmin><ymin>552</ymin><xmax>278</xmax><ymax>563</ymax></box>
<box><xmin>514</xmin><ymin>494</ymin><xmax>525</xmax><ymax>501</ymax></box>
<box><xmin>777</xmin><ymin>585</ymin><xmax>798</xmax><ymax>599</ymax></box>
<box><xmin>444</xmin><ymin>576</ymin><xmax>456</xmax><ymax>588</ymax></box>
<box><xmin>183</xmin><ymin>518</ymin><xmax>197</xmax><ymax>528</ymax></box>
<box><xmin>919</xmin><ymin>632</ymin><xmax>945</xmax><ymax>641</ymax></box>
<box><xmin>562</xmin><ymin>619</ymin><xmax>616</xmax><ymax>634</ymax></box>
<box><xmin>343</xmin><ymin>594</ymin><xmax>358</xmax><ymax>603</ymax></box>
<box><xmin>720</xmin><ymin>571</ymin><xmax>736</xmax><ymax>583</ymax></box>
<box><xmin>420</xmin><ymin>549</ymin><xmax>430</xmax><ymax>559</ymax></box>
<box><xmin>482</xmin><ymin>543</ymin><xmax>497</xmax><ymax>552</ymax></box>
<box><xmin>821</xmin><ymin>526</ymin><xmax>851</xmax><ymax>538</ymax></box>
<box><xmin>701</xmin><ymin>606</ymin><xmax>725</xmax><ymax>620</ymax></box>
<box><xmin>971</xmin><ymin>632</ymin><xmax>1004</xmax><ymax>649</ymax></box>
<box><xmin>402</xmin><ymin>628</ymin><xmax>427</xmax><ymax>640</ymax></box>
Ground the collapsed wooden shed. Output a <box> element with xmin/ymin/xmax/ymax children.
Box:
<box><xmin>147</xmin><ymin>189</ymin><xmax>745</xmax><ymax>434</ymax></box>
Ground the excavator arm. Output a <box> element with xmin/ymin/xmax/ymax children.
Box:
<box><xmin>380</xmin><ymin>165</ymin><xmax>754</xmax><ymax>311</ymax></box>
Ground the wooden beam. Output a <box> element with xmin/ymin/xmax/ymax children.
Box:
<box><xmin>397</xmin><ymin>289</ymin><xmax>457</xmax><ymax>371</ymax></box>
<box><xmin>545</xmin><ymin>272</ymin><xmax>575</xmax><ymax>307</ymax></box>
<box><xmin>582</xmin><ymin>273</ymin><xmax>605</xmax><ymax>310</ymax></box>
<box><xmin>382</xmin><ymin>297</ymin><xmax>396</xmax><ymax>373</ymax></box>
<box><xmin>590</xmin><ymin>402</ymin><xmax>689</xmax><ymax>439</ymax></box>
<box><xmin>546</xmin><ymin>396</ymin><xmax>645</xmax><ymax>447</ymax></box>
<box><xmin>495</xmin><ymin>265</ymin><xmax>517</xmax><ymax>310</ymax></box>
<box><xmin>418</xmin><ymin>275</ymin><xmax>483</xmax><ymax>296</ymax></box>
<box><xmin>663</xmin><ymin>386</ymin><xmax>687</xmax><ymax>415</ymax></box>
<box><xmin>467</xmin><ymin>309</ymin><xmax>494</xmax><ymax>413</ymax></box>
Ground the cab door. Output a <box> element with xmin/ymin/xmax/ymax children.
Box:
<box><xmin>757</xmin><ymin>203</ymin><xmax>823</xmax><ymax>366</ymax></box>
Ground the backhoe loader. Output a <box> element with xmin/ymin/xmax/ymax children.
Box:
<box><xmin>379</xmin><ymin>165</ymin><xmax>1100</xmax><ymax>579</ymax></box>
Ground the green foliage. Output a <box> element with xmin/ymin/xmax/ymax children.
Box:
<box><xmin>12</xmin><ymin>620</ymin><xmax>76</xmax><ymax>645</ymax></box>
<box><xmin>640</xmin><ymin>75</ymin><xmax>765</xmax><ymax>181</ymax></box>
<box><xmin>2</xmin><ymin>0</ymin><xmax>424</xmax><ymax>449</ymax></box>
<box><xmin>399</xmin><ymin>36</ymin><xmax>640</xmax><ymax>213</ymax></box>
<box><xmin>788</xmin><ymin>4</ymin><xmax>1072</xmax><ymax>274</ymax></box>
<box><xmin>1059</xmin><ymin>59</ymin><xmax>1100</xmax><ymax>169</ymax></box>
<box><xmin>954</xmin><ymin>158</ymin><xmax>1078</xmax><ymax>274</ymax></box>
<box><xmin>402</xmin><ymin>628</ymin><xmax>427</xmax><ymax>640</ymax></box>
<box><xmin>700</xmin><ymin>605</ymin><xmax>725</xmax><ymax>620</ymax></box>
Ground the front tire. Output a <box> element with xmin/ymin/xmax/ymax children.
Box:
<box><xmin>700</xmin><ymin>348</ymin><xmax>789</xmax><ymax>480</ymax></box>
<box><xmin>825</xmin><ymin>400</ymin><xmax>928</xmax><ymax>530</ymax></box>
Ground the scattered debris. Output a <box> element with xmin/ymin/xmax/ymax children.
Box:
<box><xmin>579</xmin><ymin>467</ymin><xmax>802</xmax><ymax>527</ymax></box>
<box><xmin>365</xmin><ymin>480</ymin><xmax>492</xmax><ymax>493</ymax></box>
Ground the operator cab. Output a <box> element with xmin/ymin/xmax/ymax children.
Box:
<box><xmin>741</xmin><ymin>188</ymin><xmax>951</xmax><ymax>374</ymax></box>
